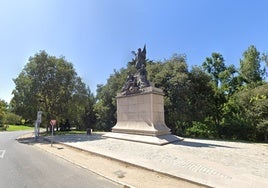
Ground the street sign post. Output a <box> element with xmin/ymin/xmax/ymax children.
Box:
<box><xmin>34</xmin><ymin>121</ymin><xmax>38</xmax><ymax>139</ymax></box>
<box><xmin>50</xmin><ymin>120</ymin><xmax>56</xmax><ymax>147</ymax></box>
<box><xmin>37</xmin><ymin>111</ymin><xmax>42</xmax><ymax>123</ymax></box>
<box><xmin>35</xmin><ymin>111</ymin><xmax>42</xmax><ymax>140</ymax></box>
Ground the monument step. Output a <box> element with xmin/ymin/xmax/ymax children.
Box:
<box><xmin>103</xmin><ymin>132</ymin><xmax>183</xmax><ymax>145</ymax></box>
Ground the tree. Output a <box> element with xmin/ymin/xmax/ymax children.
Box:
<box><xmin>11</xmin><ymin>50</ymin><xmax>92</xmax><ymax>131</ymax></box>
<box><xmin>66</xmin><ymin>79</ymin><xmax>93</xmax><ymax>130</ymax></box>
<box><xmin>94</xmin><ymin>68</ymin><xmax>127</xmax><ymax>131</ymax></box>
<box><xmin>221</xmin><ymin>92</ymin><xmax>253</xmax><ymax>140</ymax></box>
<box><xmin>257</xmin><ymin>120</ymin><xmax>268</xmax><ymax>142</ymax></box>
<box><xmin>92</xmin><ymin>46</ymin><xmax>268</xmax><ymax>142</ymax></box>
<box><xmin>202</xmin><ymin>53</ymin><xmax>226</xmax><ymax>88</ymax></box>
<box><xmin>224</xmin><ymin>83</ymin><xmax>268</xmax><ymax>141</ymax></box>
<box><xmin>248</xmin><ymin>85</ymin><xmax>268</xmax><ymax>142</ymax></box>
<box><xmin>239</xmin><ymin>45</ymin><xmax>265</xmax><ymax>85</ymax></box>
<box><xmin>202</xmin><ymin>53</ymin><xmax>230</xmax><ymax>135</ymax></box>
<box><xmin>0</xmin><ymin>99</ymin><xmax>7</xmax><ymax>125</ymax></box>
<box><xmin>202</xmin><ymin>52</ymin><xmax>240</xmax><ymax>137</ymax></box>
<box><xmin>82</xmin><ymin>88</ymin><xmax>97</xmax><ymax>130</ymax></box>
<box><xmin>188</xmin><ymin>66</ymin><xmax>214</xmax><ymax>123</ymax></box>
<box><xmin>148</xmin><ymin>54</ymin><xmax>190</xmax><ymax>134</ymax></box>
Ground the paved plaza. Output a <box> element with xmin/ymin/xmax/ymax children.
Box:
<box><xmin>47</xmin><ymin>133</ymin><xmax>268</xmax><ymax>188</ymax></box>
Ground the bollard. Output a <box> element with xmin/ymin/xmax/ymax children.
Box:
<box><xmin>86</xmin><ymin>128</ymin><xmax>92</xmax><ymax>135</ymax></box>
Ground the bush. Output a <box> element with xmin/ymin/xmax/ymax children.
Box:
<box><xmin>186</xmin><ymin>121</ymin><xmax>215</xmax><ymax>138</ymax></box>
<box><xmin>220</xmin><ymin>117</ymin><xmax>255</xmax><ymax>140</ymax></box>
<box><xmin>4</xmin><ymin>112</ymin><xmax>22</xmax><ymax>125</ymax></box>
<box><xmin>0</xmin><ymin>113</ymin><xmax>4</xmax><ymax>126</ymax></box>
<box><xmin>0</xmin><ymin>124</ymin><xmax>8</xmax><ymax>131</ymax></box>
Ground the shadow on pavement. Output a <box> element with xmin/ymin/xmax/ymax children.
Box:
<box><xmin>45</xmin><ymin>133</ymin><xmax>107</xmax><ymax>143</ymax></box>
<box><xmin>17</xmin><ymin>133</ymin><xmax>108</xmax><ymax>146</ymax></box>
<box><xmin>17</xmin><ymin>137</ymin><xmax>66</xmax><ymax>150</ymax></box>
<box><xmin>17</xmin><ymin>133</ymin><xmax>236</xmax><ymax>149</ymax></box>
<box><xmin>17</xmin><ymin>137</ymin><xmax>44</xmax><ymax>145</ymax></box>
<box><xmin>173</xmin><ymin>140</ymin><xmax>237</xmax><ymax>148</ymax></box>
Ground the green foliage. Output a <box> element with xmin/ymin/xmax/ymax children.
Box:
<box><xmin>148</xmin><ymin>54</ymin><xmax>190</xmax><ymax>133</ymax></box>
<box><xmin>257</xmin><ymin>120</ymin><xmax>268</xmax><ymax>142</ymax></box>
<box><xmin>94</xmin><ymin>69</ymin><xmax>126</xmax><ymax>131</ymax></box>
<box><xmin>188</xmin><ymin>67</ymin><xmax>214</xmax><ymax>122</ymax></box>
<box><xmin>239</xmin><ymin>45</ymin><xmax>265</xmax><ymax>85</ymax></box>
<box><xmin>3</xmin><ymin>112</ymin><xmax>22</xmax><ymax>125</ymax></box>
<box><xmin>186</xmin><ymin>121</ymin><xmax>215</xmax><ymax>138</ymax></box>
<box><xmin>91</xmin><ymin>46</ymin><xmax>268</xmax><ymax>142</ymax></box>
<box><xmin>86</xmin><ymin>48</ymin><xmax>268</xmax><ymax>142</ymax></box>
<box><xmin>202</xmin><ymin>52</ymin><xmax>239</xmax><ymax>137</ymax></box>
<box><xmin>7</xmin><ymin>45</ymin><xmax>268</xmax><ymax>142</ymax></box>
<box><xmin>203</xmin><ymin>53</ymin><xmax>226</xmax><ymax>88</ymax></box>
<box><xmin>0</xmin><ymin>99</ymin><xmax>7</xmax><ymax>125</ymax></box>
<box><xmin>0</xmin><ymin>125</ymin><xmax>8</xmax><ymax>131</ymax></box>
<box><xmin>11</xmin><ymin>50</ymin><xmax>94</xmax><ymax>131</ymax></box>
<box><xmin>221</xmin><ymin>115</ymin><xmax>252</xmax><ymax>140</ymax></box>
<box><xmin>41</xmin><ymin>130</ymin><xmax>86</xmax><ymax>136</ymax></box>
<box><xmin>6</xmin><ymin>125</ymin><xmax>34</xmax><ymax>131</ymax></box>
<box><xmin>81</xmin><ymin>90</ymin><xmax>97</xmax><ymax>130</ymax></box>
<box><xmin>222</xmin><ymin>83</ymin><xmax>268</xmax><ymax>141</ymax></box>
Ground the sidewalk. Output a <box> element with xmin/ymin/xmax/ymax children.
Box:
<box><xmin>46</xmin><ymin>133</ymin><xmax>268</xmax><ymax>188</ymax></box>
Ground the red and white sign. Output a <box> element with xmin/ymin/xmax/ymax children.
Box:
<box><xmin>50</xmin><ymin>120</ymin><xmax>57</xmax><ymax>126</ymax></box>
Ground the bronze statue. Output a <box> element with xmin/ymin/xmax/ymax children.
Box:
<box><xmin>132</xmin><ymin>45</ymin><xmax>146</xmax><ymax>70</ymax></box>
<box><xmin>122</xmin><ymin>45</ymin><xmax>150</xmax><ymax>95</ymax></box>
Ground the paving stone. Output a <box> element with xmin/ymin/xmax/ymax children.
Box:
<box><xmin>47</xmin><ymin>133</ymin><xmax>268</xmax><ymax>188</ymax></box>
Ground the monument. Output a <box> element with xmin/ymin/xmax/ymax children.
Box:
<box><xmin>104</xmin><ymin>45</ymin><xmax>181</xmax><ymax>145</ymax></box>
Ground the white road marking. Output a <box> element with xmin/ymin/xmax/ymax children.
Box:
<box><xmin>0</xmin><ymin>150</ymin><xmax>6</xmax><ymax>158</ymax></box>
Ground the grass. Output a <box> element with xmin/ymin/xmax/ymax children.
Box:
<box><xmin>1</xmin><ymin>124</ymin><xmax>88</xmax><ymax>136</ymax></box>
<box><xmin>6</xmin><ymin>125</ymin><xmax>34</xmax><ymax>131</ymax></box>
<box><xmin>41</xmin><ymin>130</ymin><xmax>86</xmax><ymax>136</ymax></box>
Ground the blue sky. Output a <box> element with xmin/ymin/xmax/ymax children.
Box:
<box><xmin>1</xmin><ymin>0</ymin><xmax>268</xmax><ymax>103</ymax></box>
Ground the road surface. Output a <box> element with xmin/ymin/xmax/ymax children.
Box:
<box><xmin>0</xmin><ymin>131</ymin><xmax>122</xmax><ymax>188</ymax></box>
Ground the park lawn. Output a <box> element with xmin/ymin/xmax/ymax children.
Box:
<box><xmin>6</xmin><ymin>125</ymin><xmax>34</xmax><ymax>131</ymax></box>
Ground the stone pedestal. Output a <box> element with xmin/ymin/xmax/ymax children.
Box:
<box><xmin>104</xmin><ymin>86</ymin><xmax>181</xmax><ymax>145</ymax></box>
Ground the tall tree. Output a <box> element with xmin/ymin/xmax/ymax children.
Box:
<box><xmin>94</xmin><ymin>68</ymin><xmax>127</xmax><ymax>131</ymax></box>
<box><xmin>82</xmin><ymin>88</ymin><xmax>97</xmax><ymax>130</ymax></box>
<box><xmin>188</xmin><ymin>66</ymin><xmax>214</xmax><ymax>122</ymax></box>
<box><xmin>149</xmin><ymin>54</ymin><xmax>190</xmax><ymax>134</ymax></box>
<box><xmin>202</xmin><ymin>53</ymin><xmax>237</xmax><ymax>136</ymax></box>
<box><xmin>203</xmin><ymin>53</ymin><xmax>226</xmax><ymax>88</ymax></box>
<box><xmin>239</xmin><ymin>45</ymin><xmax>265</xmax><ymax>85</ymax></box>
<box><xmin>11</xmin><ymin>50</ymin><xmax>91</xmax><ymax>130</ymax></box>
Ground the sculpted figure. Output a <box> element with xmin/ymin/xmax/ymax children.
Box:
<box><xmin>122</xmin><ymin>45</ymin><xmax>150</xmax><ymax>95</ymax></box>
<box><xmin>122</xmin><ymin>74</ymin><xmax>135</xmax><ymax>92</ymax></box>
<box><xmin>132</xmin><ymin>45</ymin><xmax>146</xmax><ymax>70</ymax></box>
<box><xmin>137</xmin><ymin>64</ymin><xmax>150</xmax><ymax>88</ymax></box>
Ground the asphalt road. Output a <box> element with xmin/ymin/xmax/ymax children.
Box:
<box><xmin>0</xmin><ymin>131</ymin><xmax>122</xmax><ymax>188</ymax></box>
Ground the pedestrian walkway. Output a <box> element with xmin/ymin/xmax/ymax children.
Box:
<box><xmin>47</xmin><ymin>133</ymin><xmax>268</xmax><ymax>188</ymax></box>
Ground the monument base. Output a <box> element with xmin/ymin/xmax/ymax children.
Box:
<box><xmin>103</xmin><ymin>86</ymin><xmax>183</xmax><ymax>145</ymax></box>
<box><xmin>103</xmin><ymin>132</ymin><xmax>183</xmax><ymax>145</ymax></box>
